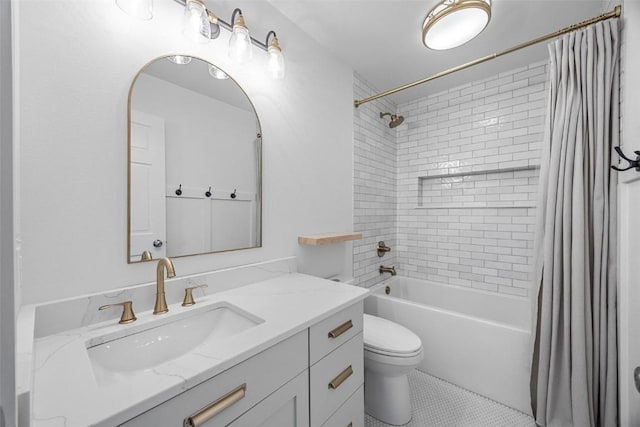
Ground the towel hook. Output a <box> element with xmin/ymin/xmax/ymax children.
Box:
<box><xmin>205</xmin><ymin>186</ymin><xmax>212</xmax><ymax>197</ymax></box>
<box><xmin>611</xmin><ymin>146</ymin><xmax>640</xmax><ymax>172</ymax></box>
<box><xmin>175</xmin><ymin>184</ymin><xmax>182</xmax><ymax>196</ymax></box>
<box><xmin>230</xmin><ymin>189</ymin><xmax>237</xmax><ymax>199</ymax></box>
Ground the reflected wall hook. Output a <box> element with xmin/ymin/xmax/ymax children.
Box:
<box><xmin>230</xmin><ymin>189</ymin><xmax>237</xmax><ymax>199</ymax></box>
<box><xmin>611</xmin><ymin>146</ymin><xmax>640</xmax><ymax>172</ymax></box>
<box><xmin>175</xmin><ymin>184</ymin><xmax>182</xmax><ymax>196</ymax></box>
<box><xmin>205</xmin><ymin>186</ymin><xmax>212</xmax><ymax>197</ymax></box>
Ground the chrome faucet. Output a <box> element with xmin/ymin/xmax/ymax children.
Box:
<box><xmin>154</xmin><ymin>257</ymin><xmax>176</xmax><ymax>315</ymax></box>
<box><xmin>379</xmin><ymin>265</ymin><xmax>396</xmax><ymax>276</ymax></box>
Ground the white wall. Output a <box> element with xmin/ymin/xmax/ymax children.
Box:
<box><xmin>0</xmin><ymin>0</ymin><xmax>16</xmax><ymax>425</ymax></box>
<box><xmin>14</xmin><ymin>0</ymin><xmax>354</xmax><ymax>304</ymax></box>
<box><xmin>134</xmin><ymin>73</ymin><xmax>257</xmax><ymax>192</ymax></box>
<box><xmin>618</xmin><ymin>0</ymin><xmax>640</xmax><ymax>424</ymax></box>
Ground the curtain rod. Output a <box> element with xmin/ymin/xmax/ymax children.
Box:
<box><xmin>354</xmin><ymin>5</ymin><xmax>622</xmax><ymax>108</ymax></box>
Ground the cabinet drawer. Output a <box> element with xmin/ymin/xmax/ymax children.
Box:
<box><xmin>321</xmin><ymin>385</ymin><xmax>364</xmax><ymax>427</ymax></box>
<box><xmin>121</xmin><ymin>330</ymin><xmax>307</xmax><ymax>427</ymax></box>
<box><xmin>310</xmin><ymin>333</ymin><xmax>364</xmax><ymax>427</ymax></box>
<box><xmin>309</xmin><ymin>302</ymin><xmax>363</xmax><ymax>365</ymax></box>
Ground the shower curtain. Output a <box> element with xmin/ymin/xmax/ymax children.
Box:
<box><xmin>530</xmin><ymin>19</ymin><xmax>620</xmax><ymax>427</ymax></box>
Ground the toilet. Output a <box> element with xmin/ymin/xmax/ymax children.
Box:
<box><xmin>363</xmin><ymin>314</ymin><xmax>424</xmax><ymax>426</ymax></box>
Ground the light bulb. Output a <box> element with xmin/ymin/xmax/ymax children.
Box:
<box><xmin>267</xmin><ymin>37</ymin><xmax>285</xmax><ymax>79</ymax></box>
<box><xmin>229</xmin><ymin>14</ymin><xmax>252</xmax><ymax>63</ymax></box>
<box><xmin>115</xmin><ymin>0</ymin><xmax>153</xmax><ymax>20</ymax></box>
<box><xmin>183</xmin><ymin>0</ymin><xmax>211</xmax><ymax>43</ymax></box>
<box><xmin>167</xmin><ymin>55</ymin><xmax>192</xmax><ymax>65</ymax></box>
<box><xmin>208</xmin><ymin>64</ymin><xmax>229</xmax><ymax>79</ymax></box>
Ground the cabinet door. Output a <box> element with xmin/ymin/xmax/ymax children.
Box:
<box><xmin>228</xmin><ymin>370</ymin><xmax>309</xmax><ymax>427</ymax></box>
<box><xmin>120</xmin><ymin>331</ymin><xmax>307</xmax><ymax>427</ymax></box>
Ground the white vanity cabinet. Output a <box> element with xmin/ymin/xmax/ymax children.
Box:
<box><xmin>121</xmin><ymin>331</ymin><xmax>309</xmax><ymax>427</ymax></box>
<box><xmin>120</xmin><ymin>302</ymin><xmax>364</xmax><ymax>427</ymax></box>
<box><xmin>309</xmin><ymin>302</ymin><xmax>364</xmax><ymax>427</ymax></box>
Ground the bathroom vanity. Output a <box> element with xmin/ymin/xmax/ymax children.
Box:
<box><xmin>20</xmin><ymin>270</ymin><xmax>367</xmax><ymax>427</ymax></box>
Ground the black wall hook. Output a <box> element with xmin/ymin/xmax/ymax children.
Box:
<box><xmin>611</xmin><ymin>146</ymin><xmax>640</xmax><ymax>172</ymax></box>
<box><xmin>230</xmin><ymin>189</ymin><xmax>237</xmax><ymax>199</ymax></box>
<box><xmin>205</xmin><ymin>187</ymin><xmax>212</xmax><ymax>197</ymax></box>
<box><xmin>175</xmin><ymin>184</ymin><xmax>182</xmax><ymax>196</ymax></box>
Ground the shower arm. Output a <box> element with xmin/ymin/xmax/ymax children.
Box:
<box><xmin>354</xmin><ymin>6</ymin><xmax>622</xmax><ymax>108</ymax></box>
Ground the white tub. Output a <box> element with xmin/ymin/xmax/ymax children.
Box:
<box><xmin>364</xmin><ymin>277</ymin><xmax>532</xmax><ymax>415</ymax></box>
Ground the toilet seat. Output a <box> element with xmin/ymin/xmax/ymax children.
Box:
<box><xmin>363</xmin><ymin>314</ymin><xmax>422</xmax><ymax>357</ymax></box>
<box><xmin>364</xmin><ymin>345</ymin><xmax>423</xmax><ymax>359</ymax></box>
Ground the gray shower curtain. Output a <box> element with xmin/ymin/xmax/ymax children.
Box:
<box><xmin>530</xmin><ymin>19</ymin><xmax>620</xmax><ymax>427</ymax></box>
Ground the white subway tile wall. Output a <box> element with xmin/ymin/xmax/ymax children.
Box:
<box><xmin>353</xmin><ymin>73</ymin><xmax>398</xmax><ymax>288</ymax></box>
<box><xmin>396</xmin><ymin>60</ymin><xmax>549</xmax><ymax>297</ymax></box>
<box><xmin>353</xmin><ymin>61</ymin><xmax>549</xmax><ymax>296</ymax></box>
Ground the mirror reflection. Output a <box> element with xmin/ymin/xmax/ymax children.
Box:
<box><xmin>128</xmin><ymin>55</ymin><xmax>262</xmax><ymax>263</ymax></box>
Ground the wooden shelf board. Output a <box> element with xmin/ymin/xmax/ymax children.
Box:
<box><xmin>298</xmin><ymin>232</ymin><xmax>362</xmax><ymax>246</ymax></box>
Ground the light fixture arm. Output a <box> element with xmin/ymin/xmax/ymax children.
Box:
<box><xmin>230</xmin><ymin>7</ymin><xmax>242</xmax><ymax>26</ymax></box>
<box><xmin>265</xmin><ymin>30</ymin><xmax>277</xmax><ymax>46</ymax></box>
<box><xmin>172</xmin><ymin>0</ymin><xmax>272</xmax><ymax>51</ymax></box>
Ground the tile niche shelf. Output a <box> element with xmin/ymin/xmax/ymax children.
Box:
<box><xmin>417</xmin><ymin>165</ymin><xmax>540</xmax><ymax>209</ymax></box>
<box><xmin>298</xmin><ymin>232</ymin><xmax>362</xmax><ymax>246</ymax></box>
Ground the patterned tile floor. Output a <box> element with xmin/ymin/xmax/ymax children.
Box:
<box><xmin>364</xmin><ymin>370</ymin><xmax>536</xmax><ymax>427</ymax></box>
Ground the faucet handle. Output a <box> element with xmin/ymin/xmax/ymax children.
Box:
<box><xmin>377</xmin><ymin>241</ymin><xmax>391</xmax><ymax>257</ymax></box>
<box><xmin>99</xmin><ymin>301</ymin><xmax>137</xmax><ymax>324</ymax></box>
<box><xmin>182</xmin><ymin>284</ymin><xmax>208</xmax><ymax>307</ymax></box>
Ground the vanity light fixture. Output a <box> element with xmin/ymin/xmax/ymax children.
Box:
<box><xmin>228</xmin><ymin>8</ymin><xmax>253</xmax><ymax>63</ymax></box>
<box><xmin>115</xmin><ymin>0</ymin><xmax>153</xmax><ymax>20</ymax></box>
<box><xmin>422</xmin><ymin>0</ymin><xmax>491</xmax><ymax>50</ymax></box>
<box><xmin>266</xmin><ymin>31</ymin><xmax>285</xmax><ymax>79</ymax></box>
<box><xmin>117</xmin><ymin>0</ymin><xmax>285</xmax><ymax>78</ymax></box>
<box><xmin>183</xmin><ymin>0</ymin><xmax>218</xmax><ymax>43</ymax></box>
<box><xmin>167</xmin><ymin>55</ymin><xmax>192</xmax><ymax>65</ymax></box>
<box><xmin>208</xmin><ymin>64</ymin><xmax>229</xmax><ymax>79</ymax></box>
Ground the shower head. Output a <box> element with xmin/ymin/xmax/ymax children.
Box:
<box><xmin>379</xmin><ymin>112</ymin><xmax>404</xmax><ymax>128</ymax></box>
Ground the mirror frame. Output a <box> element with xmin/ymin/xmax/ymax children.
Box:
<box><xmin>126</xmin><ymin>55</ymin><xmax>263</xmax><ymax>263</ymax></box>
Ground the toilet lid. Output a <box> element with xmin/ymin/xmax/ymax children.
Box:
<box><xmin>363</xmin><ymin>314</ymin><xmax>422</xmax><ymax>355</ymax></box>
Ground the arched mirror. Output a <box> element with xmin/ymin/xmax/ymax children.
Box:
<box><xmin>127</xmin><ymin>55</ymin><xmax>262</xmax><ymax>263</ymax></box>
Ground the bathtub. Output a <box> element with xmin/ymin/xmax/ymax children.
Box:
<box><xmin>364</xmin><ymin>277</ymin><xmax>532</xmax><ymax>415</ymax></box>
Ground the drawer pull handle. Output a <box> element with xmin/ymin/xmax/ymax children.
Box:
<box><xmin>328</xmin><ymin>319</ymin><xmax>353</xmax><ymax>339</ymax></box>
<box><xmin>328</xmin><ymin>365</ymin><xmax>353</xmax><ymax>390</ymax></box>
<box><xmin>347</xmin><ymin>423</ymin><xmax>353</xmax><ymax>427</ymax></box>
<box><xmin>184</xmin><ymin>383</ymin><xmax>247</xmax><ymax>427</ymax></box>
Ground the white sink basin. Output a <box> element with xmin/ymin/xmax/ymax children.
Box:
<box><xmin>86</xmin><ymin>302</ymin><xmax>263</xmax><ymax>383</ymax></box>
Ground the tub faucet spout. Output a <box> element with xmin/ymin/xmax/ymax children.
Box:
<box><xmin>379</xmin><ymin>265</ymin><xmax>396</xmax><ymax>276</ymax></box>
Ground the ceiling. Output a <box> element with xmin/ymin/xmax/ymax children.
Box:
<box><xmin>269</xmin><ymin>0</ymin><xmax>615</xmax><ymax>105</ymax></box>
<box><xmin>142</xmin><ymin>56</ymin><xmax>254</xmax><ymax>112</ymax></box>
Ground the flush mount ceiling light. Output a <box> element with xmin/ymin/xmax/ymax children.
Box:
<box><xmin>422</xmin><ymin>0</ymin><xmax>491</xmax><ymax>50</ymax></box>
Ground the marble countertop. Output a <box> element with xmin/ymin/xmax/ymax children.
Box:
<box><xmin>30</xmin><ymin>273</ymin><xmax>368</xmax><ymax>426</ymax></box>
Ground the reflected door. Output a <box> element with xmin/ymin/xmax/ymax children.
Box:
<box><xmin>129</xmin><ymin>110</ymin><xmax>166</xmax><ymax>262</ymax></box>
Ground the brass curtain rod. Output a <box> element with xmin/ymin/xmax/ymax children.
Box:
<box><xmin>354</xmin><ymin>5</ymin><xmax>622</xmax><ymax>108</ymax></box>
